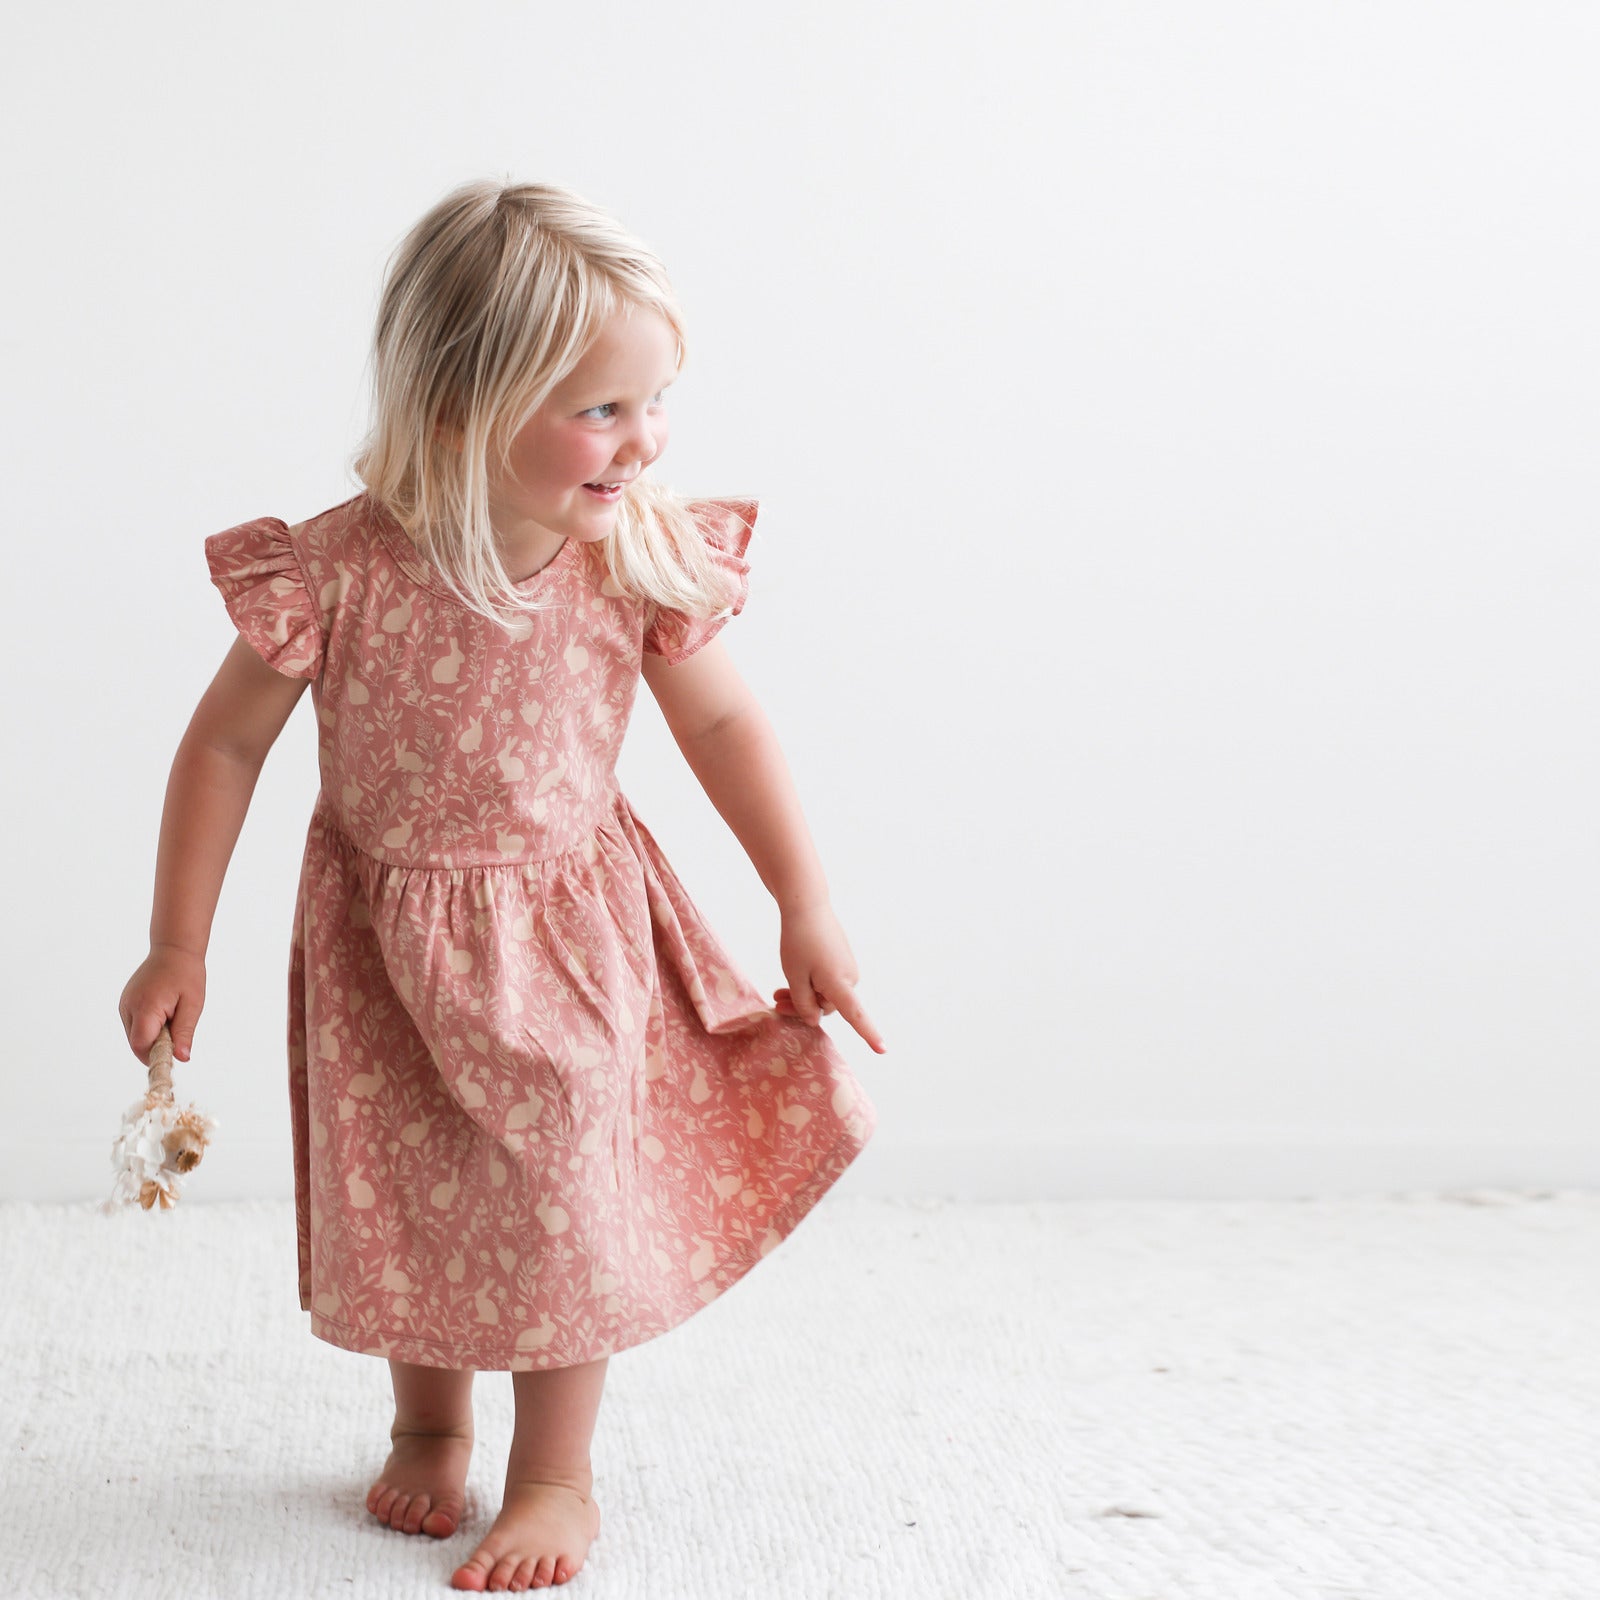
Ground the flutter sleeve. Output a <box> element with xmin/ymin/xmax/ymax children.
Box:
<box><xmin>642</xmin><ymin>497</ymin><xmax>757</xmax><ymax>666</ymax></box>
<box><xmin>203</xmin><ymin>516</ymin><xmax>326</xmax><ymax>680</ymax></box>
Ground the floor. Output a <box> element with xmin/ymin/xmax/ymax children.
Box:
<box><xmin>2</xmin><ymin>1188</ymin><xmax>1596</xmax><ymax>1599</ymax></box>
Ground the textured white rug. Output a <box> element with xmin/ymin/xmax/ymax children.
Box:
<box><xmin>3</xmin><ymin>1190</ymin><xmax>1596</xmax><ymax>1600</ymax></box>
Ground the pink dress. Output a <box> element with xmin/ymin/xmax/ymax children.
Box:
<box><xmin>204</xmin><ymin>491</ymin><xmax>877</xmax><ymax>1370</ymax></box>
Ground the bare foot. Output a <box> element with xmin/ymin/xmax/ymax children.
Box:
<box><xmin>450</xmin><ymin>1476</ymin><xmax>602</xmax><ymax>1590</ymax></box>
<box><xmin>366</xmin><ymin>1424</ymin><xmax>475</xmax><ymax>1539</ymax></box>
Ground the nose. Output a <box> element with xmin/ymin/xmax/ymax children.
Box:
<box><xmin>619</xmin><ymin>410</ymin><xmax>658</xmax><ymax>470</ymax></box>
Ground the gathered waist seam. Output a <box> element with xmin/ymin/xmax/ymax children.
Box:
<box><xmin>309</xmin><ymin>785</ymin><xmax>627</xmax><ymax>871</ymax></box>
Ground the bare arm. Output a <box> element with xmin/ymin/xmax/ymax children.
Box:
<box><xmin>673</xmin><ymin>705</ymin><xmax>831</xmax><ymax>915</ymax></box>
<box><xmin>119</xmin><ymin>636</ymin><xmax>310</xmax><ymax>1062</ymax></box>
<box><xmin>641</xmin><ymin>636</ymin><xmax>826</xmax><ymax>911</ymax></box>
<box><xmin>642</xmin><ymin>638</ymin><xmax>885</xmax><ymax>1051</ymax></box>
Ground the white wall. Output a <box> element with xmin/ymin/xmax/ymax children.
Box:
<box><xmin>3</xmin><ymin>1</ymin><xmax>1594</xmax><ymax>1203</ymax></box>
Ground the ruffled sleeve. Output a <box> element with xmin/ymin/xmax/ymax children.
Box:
<box><xmin>203</xmin><ymin>516</ymin><xmax>326</xmax><ymax>680</ymax></box>
<box><xmin>642</xmin><ymin>498</ymin><xmax>757</xmax><ymax>666</ymax></box>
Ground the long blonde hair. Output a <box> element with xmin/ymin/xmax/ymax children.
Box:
<box><xmin>351</xmin><ymin>179</ymin><xmax>743</xmax><ymax>634</ymax></box>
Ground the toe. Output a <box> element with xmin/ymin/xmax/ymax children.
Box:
<box><xmin>532</xmin><ymin>1555</ymin><xmax>556</xmax><ymax>1587</ymax></box>
<box><xmin>421</xmin><ymin>1499</ymin><xmax>462</xmax><ymax>1538</ymax></box>
<box><xmin>401</xmin><ymin>1493</ymin><xmax>430</xmax><ymax>1534</ymax></box>
<box><xmin>488</xmin><ymin>1554</ymin><xmax>522</xmax><ymax>1589</ymax></box>
<box><xmin>450</xmin><ymin>1554</ymin><xmax>491</xmax><ymax>1591</ymax></box>
<box><xmin>369</xmin><ymin>1485</ymin><xmax>398</xmax><ymax>1521</ymax></box>
<box><xmin>387</xmin><ymin>1491</ymin><xmax>415</xmax><ymax>1530</ymax></box>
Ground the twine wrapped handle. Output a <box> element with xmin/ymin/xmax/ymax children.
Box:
<box><xmin>146</xmin><ymin>1024</ymin><xmax>205</xmax><ymax>1173</ymax></box>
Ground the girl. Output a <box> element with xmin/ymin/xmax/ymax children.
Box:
<box><xmin>117</xmin><ymin>179</ymin><xmax>883</xmax><ymax>1593</ymax></box>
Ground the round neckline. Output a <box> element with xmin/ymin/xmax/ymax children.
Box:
<box><xmin>367</xmin><ymin>494</ymin><xmax>582</xmax><ymax>602</ymax></box>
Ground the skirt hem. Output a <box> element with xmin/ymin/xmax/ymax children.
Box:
<box><xmin>300</xmin><ymin>1108</ymin><xmax>873</xmax><ymax>1371</ymax></box>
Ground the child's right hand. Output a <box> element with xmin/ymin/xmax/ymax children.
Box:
<box><xmin>118</xmin><ymin>944</ymin><xmax>207</xmax><ymax>1066</ymax></box>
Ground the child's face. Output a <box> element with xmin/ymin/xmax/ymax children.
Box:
<box><xmin>493</xmin><ymin>305</ymin><xmax>678</xmax><ymax>543</ymax></box>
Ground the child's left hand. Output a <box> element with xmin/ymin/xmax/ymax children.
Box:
<box><xmin>772</xmin><ymin>901</ymin><xmax>886</xmax><ymax>1054</ymax></box>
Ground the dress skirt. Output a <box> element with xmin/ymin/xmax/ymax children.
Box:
<box><xmin>285</xmin><ymin>789</ymin><xmax>877</xmax><ymax>1371</ymax></box>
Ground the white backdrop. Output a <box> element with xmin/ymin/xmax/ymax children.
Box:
<box><xmin>2</xmin><ymin>1</ymin><xmax>1594</xmax><ymax>1202</ymax></box>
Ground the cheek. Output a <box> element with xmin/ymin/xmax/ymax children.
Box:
<box><xmin>510</xmin><ymin>424</ymin><xmax>604</xmax><ymax>487</ymax></box>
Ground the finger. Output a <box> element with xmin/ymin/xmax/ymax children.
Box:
<box><xmin>170</xmin><ymin>994</ymin><xmax>201</xmax><ymax>1063</ymax></box>
<box><xmin>130</xmin><ymin>1005</ymin><xmax>173</xmax><ymax>1067</ymax></box>
<box><xmin>126</xmin><ymin>1008</ymin><xmax>154</xmax><ymax>1063</ymax></box>
<box><xmin>832</xmin><ymin>989</ymin><xmax>886</xmax><ymax>1054</ymax></box>
<box><xmin>795</xmin><ymin>979</ymin><xmax>826</xmax><ymax>1025</ymax></box>
<box><xmin>813</xmin><ymin>975</ymin><xmax>853</xmax><ymax>1021</ymax></box>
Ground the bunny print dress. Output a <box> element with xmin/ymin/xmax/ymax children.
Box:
<box><xmin>204</xmin><ymin>492</ymin><xmax>877</xmax><ymax>1371</ymax></box>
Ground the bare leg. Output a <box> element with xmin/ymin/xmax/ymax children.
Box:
<box><xmin>450</xmin><ymin>1355</ymin><xmax>607</xmax><ymax>1591</ymax></box>
<box><xmin>366</xmin><ymin>1359</ymin><xmax>476</xmax><ymax>1538</ymax></box>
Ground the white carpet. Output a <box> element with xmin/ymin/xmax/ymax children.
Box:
<box><xmin>3</xmin><ymin>1190</ymin><xmax>1597</xmax><ymax>1600</ymax></box>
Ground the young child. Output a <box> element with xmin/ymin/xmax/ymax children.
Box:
<box><xmin>116</xmin><ymin>179</ymin><xmax>882</xmax><ymax>1593</ymax></box>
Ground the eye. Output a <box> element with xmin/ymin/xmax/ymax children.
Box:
<box><xmin>581</xmin><ymin>391</ymin><xmax>666</xmax><ymax>420</ymax></box>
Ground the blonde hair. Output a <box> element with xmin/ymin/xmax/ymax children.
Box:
<box><xmin>351</xmin><ymin>179</ymin><xmax>742</xmax><ymax>634</ymax></box>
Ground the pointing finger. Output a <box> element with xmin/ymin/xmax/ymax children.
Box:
<box><xmin>822</xmin><ymin>984</ymin><xmax>886</xmax><ymax>1054</ymax></box>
